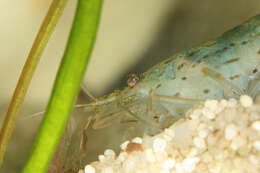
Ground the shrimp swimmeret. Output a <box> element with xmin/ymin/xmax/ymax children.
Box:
<box><xmin>61</xmin><ymin>14</ymin><xmax>260</xmax><ymax>171</ymax></box>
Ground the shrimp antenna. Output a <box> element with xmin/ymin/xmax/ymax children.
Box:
<box><xmin>81</xmin><ymin>83</ymin><xmax>96</xmax><ymax>101</ymax></box>
<box><xmin>22</xmin><ymin>85</ymin><xmax>97</xmax><ymax>120</ymax></box>
<box><xmin>22</xmin><ymin>111</ymin><xmax>46</xmax><ymax>120</ymax></box>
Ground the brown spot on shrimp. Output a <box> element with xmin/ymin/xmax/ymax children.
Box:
<box><xmin>230</xmin><ymin>43</ymin><xmax>235</xmax><ymax>47</ymax></box>
<box><xmin>203</xmin><ymin>89</ymin><xmax>210</xmax><ymax>94</ymax></box>
<box><xmin>153</xmin><ymin>115</ymin><xmax>159</xmax><ymax>121</ymax></box>
<box><xmin>156</xmin><ymin>84</ymin><xmax>162</xmax><ymax>89</ymax></box>
<box><xmin>229</xmin><ymin>74</ymin><xmax>241</xmax><ymax>80</ymax></box>
<box><xmin>202</xmin><ymin>54</ymin><xmax>209</xmax><ymax>60</ymax></box>
<box><xmin>223</xmin><ymin>58</ymin><xmax>240</xmax><ymax>65</ymax></box>
<box><xmin>181</xmin><ymin>76</ymin><xmax>187</xmax><ymax>80</ymax></box>
<box><xmin>188</xmin><ymin>51</ymin><xmax>196</xmax><ymax>57</ymax></box>
<box><xmin>223</xmin><ymin>47</ymin><xmax>228</xmax><ymax>51</ymax></box>
<box><xmin>253</xmin><ymin>68</ymin><xmax>258</xmax><ymax>74</ymax></box>
<box><xmin>191</xmin><ymin>63</ymin><xmax>198</xmax><ymax>68</ymax></box>
<box><xmin>214</xmin><ymin>47</ymin><xmax>228</xmax><ymax>55</ymax></box>
<box><xmin>242</xmin><ymin>41</ymin><xmax>248</xmax><ymax>45</ymax></box>
<box><xmin>177</xmin><ymin>61</ymin><xmax>187</xmax><ymax>70</ymax></box>
<box><xmin>173</xmin><ymin>92</ymin><xmax>180</xmax><ymax>97</ymax></box>
<box><xmin>127</xmin><ymin>73</ymin><xmax>140</xmax><ymax>87</ymax></box>
<box><xmin>201</xmin><ymin>67</ymin><xmax>224</xmax><ymax>80</ymax></box>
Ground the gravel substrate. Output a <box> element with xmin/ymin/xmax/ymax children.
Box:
<box><xmin>78</xmin><ymin>95</ymin><xmax>260</xmax><ymax>173</ymax></box>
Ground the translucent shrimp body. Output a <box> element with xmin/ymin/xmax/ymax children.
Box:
<box><xmin>64</xmin><ymin>15</ymin><xmax>260</xmax><ymax>172</ymax></box>
<box><xmin>84</xmin><ymin>14</ymin><xmax>260</xmax><ymax>131</ymax></box>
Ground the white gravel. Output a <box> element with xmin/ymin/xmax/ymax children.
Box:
<box><xmin>80</xmin><ymin>95</ymin><xmax>260</xmax><ymax>173</ymax></box>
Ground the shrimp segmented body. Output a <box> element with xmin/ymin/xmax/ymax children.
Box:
<box><xmin>82</xmin><ymin>14</ymin><xmax>260</xmax><ymax>131</ymax></box>
<box><xmin>64</xmin><ymin>14</ymin><xmax>260</xmax><ymax>171</ymax></box>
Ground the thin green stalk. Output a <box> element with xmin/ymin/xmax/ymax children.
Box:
<box><xmin>0</xmin><ymin>0</ymin><xmax>68</xmax><ymax>165</ymax></box>
<box><xmin>22</xmin><ymin>0</ymin><xmax>103</xmax><ymax>172</ymax></box>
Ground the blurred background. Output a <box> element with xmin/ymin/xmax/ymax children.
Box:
<box><xmin>1</xmin><ymin>0</ymin><xmax>260</xmax><ymax>172</ymax></box>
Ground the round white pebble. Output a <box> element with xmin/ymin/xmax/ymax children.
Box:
<box><xmin>132</xmin><ymin>137</ymin><xmax>143</xmax><ymax>144</ymax></box>
<box><xmin>227</xmin><ymin>98</ymin><xmax>237</xmax><ymax>107</ymax></box>
<box><xmin>153</xmin><ymin>138</ymin><xmax>167</xmax><ymax>152</ymax></box>
<box><xmin>145</xmin><ymin>149</ymin><xmax>156</xmax><ymax>163</ymax></box>
<box><xmin>98</xmin><ymin>155</ymin><xmax>105</xmax><ymax>162</ymax></box>
<box><xmin>198</xmin><ymin>123</ymin><xmax>207</xmax><ymax>130</ymax></box>
<box><xmin>163</xmin><ymin>158</ymin><xmax>175</xmax><ymax>169</ymax></box>
<box><xmin>253</xmin><ymin>141</ymin><xmax>260</xmax><ymax>151</ymax></box>
<box><xmin>104</xmin><ymin>149</ymin><xmax>115</xmax><ymax>159</ymax></box>
<box><xmin>225</xmin><ymin>124</ymin><xmax>238</xmax><ymax>140</ymax></box>
<box><xmin>160</xmin><ymin>169</ymin><xmax>170</xmax><ymax>173</ymax></box>
<box><xmin>193</xmin><ymin>137</ymin><xmax>206</xmax><ymax>149</ymax></box>
<box><xmin>182</xmin><ymin>157</ymin><xmax>200</xmax><ymax>172</ymax></box>
<box><xmin>85</xmin><ymin>165</ymin><xmax>96</xmax><ymax>173</ymax></box>
<box><xmin>117</xmin><ymin>152</ymin><xmax>127</xmax><ymax>162</ymax></box>
<box><xmin>202</xmin><ymin>108</ymin><xmax>216</xmax><ymax>120</ymax></box>
<box><xmin>204</xmin><ymin>99</ymin><xmax>218</xmax><ymax>111</ymax></box>
<box><xmin>190</xmin><ymin>109</ymin><xmax>201</xmax><ymax>120</ymax></box>
<box><xmin>249</xmin><ymin>155</ymin><xmax>259</xmax><ymax>165</ymax></box>
<box><xmin>189</xmin><ymin>148</ymin><xmax>199</xmax><ymax>157</ymax></box>
<box><xmin>175</xmin><ymin>163</ymin><xmax>184</xmax><ymax>173</ymax></box>
<box><xmin>230</xmin><ymin>135</ymin><xmax>246</xmax><ymax>151</ymax></box>
<box><xmin>240</xmin><ymin>95</ymin><xmax>253</xmax><ymax>107</ymax></box>
<box><xmin>198</xmin><ymin>129</ymin><xmax>209</xmax><ymax>138</ymax></box>
<box><xmin>252</xmin><ymin>121</ymin><xmax>260</xmax><ymax>131</ymax></box>
<box><xmin>102</xmin><ymin>167</ymin><xmax>113</xmax><ymax>173</ymax></box>
<box><xmin>219</xmin><ymin>99</ymin><xmax>228</xmax><ymax>107</ymax></box>
<box><xmin>78</xmin><ymin>169</ymin><xmax>84</xmax><ymax>173</ymax></box>
<box><xmin>120</xmin><ymin>140</ymin><xmax>130</xmax><ymax>150</ymax></box>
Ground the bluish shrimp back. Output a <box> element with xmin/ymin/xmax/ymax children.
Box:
<box><xmin>139</xmin><ymin>14</ymin><xmax>260</xmax><ymax>100</ymax></box>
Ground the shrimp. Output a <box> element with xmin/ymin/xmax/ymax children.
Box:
<box><xmin>81</xmin><ymin>14</ymin><xmax>260</xmax><ymax>129</ymax></box>
<box><xmin>63</xmin><ymin>14</ymin><xmax>260</xmax><ymax>172</ymax></box>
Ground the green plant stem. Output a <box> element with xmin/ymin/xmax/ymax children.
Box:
<box><xmin>22</xmin><ymin>0</ymin><xmax>103</xmax><ymax>172</ymax></box>
<box><xmin>0</xmin><ymin>0</ymin><xmax>68</xmax><ymax>166</ymax></box>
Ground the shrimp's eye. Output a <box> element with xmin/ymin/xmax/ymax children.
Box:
<box><xmin>127</xmin><ymin>73</ymin><xmax>140</xmax><ymax>87</ymax></box>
